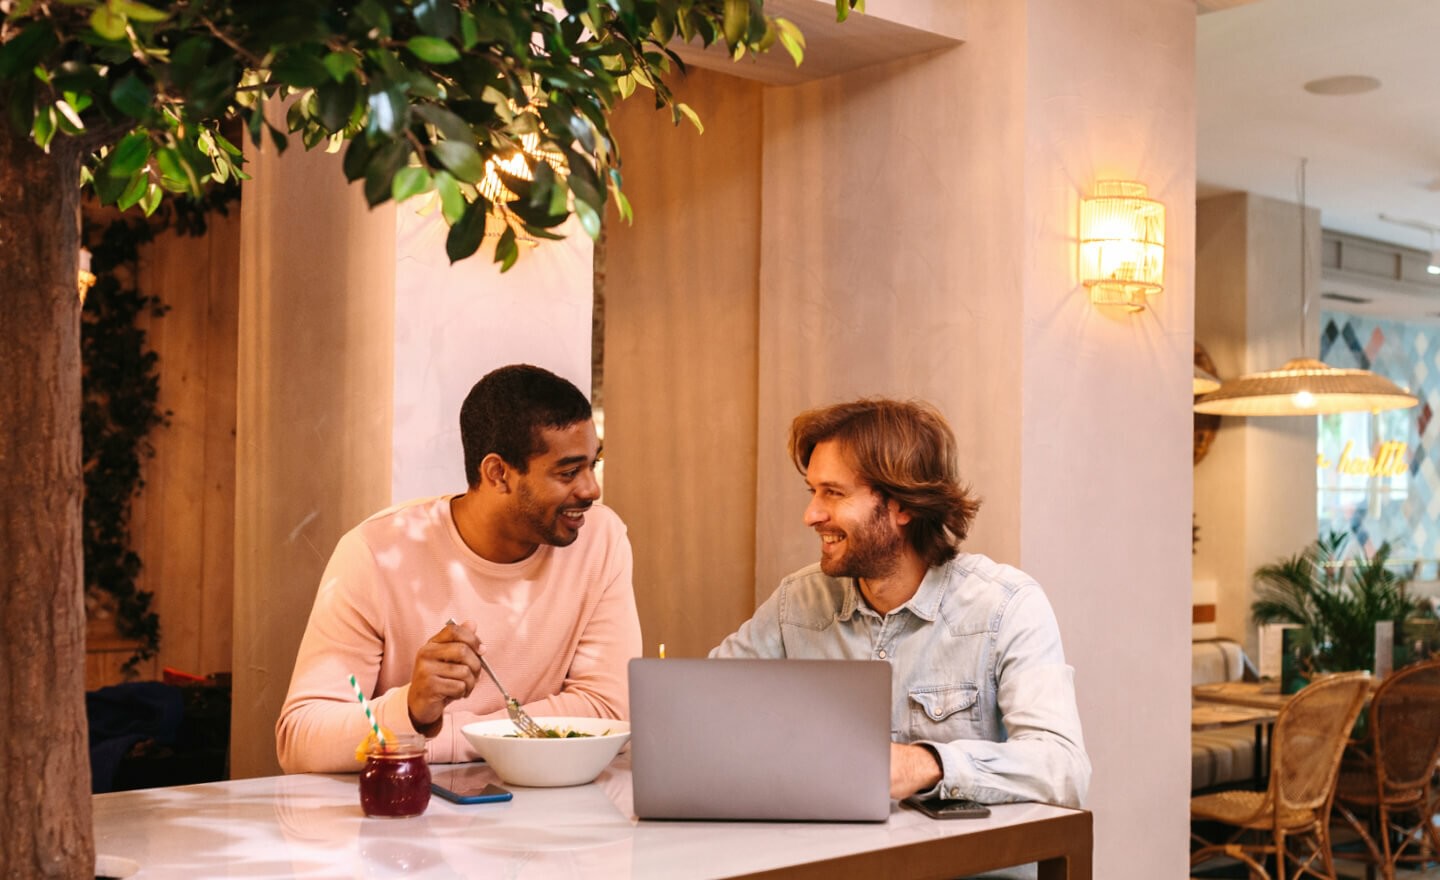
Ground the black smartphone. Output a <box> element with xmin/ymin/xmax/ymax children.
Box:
<box><xmin>903</xmin><ymin>795</ymin><xmax>991</xmax><ymax>819</ymax></box>
<box><xmin>429</xmin><ymin>765</ymin><xmax>514</xmax><ymax>805</ymax></box>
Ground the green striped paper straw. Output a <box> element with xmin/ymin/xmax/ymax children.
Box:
<box><xmin>349</xmin><ymin>674</ymin><xmax>385</xmax><ymax>746</ymax></box>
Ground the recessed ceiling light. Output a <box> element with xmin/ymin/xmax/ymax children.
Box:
<box><xmin>1303</xmin><ymin>75</ymin><xmax>1382</xmax><ymax>96</ymax></box>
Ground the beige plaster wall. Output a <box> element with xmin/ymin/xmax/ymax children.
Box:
<box><xmin>390</xmin><ymin>210</ymin><xmax>593</xmax><ymax>502</ymax></box>
<box><xmin>755</xmin><ymin>15</ymin><xmax>1026</xmax><ymax>596</ymax></box>
<box><xmin>232</xmin><ymin>134</ymin><xmax>396</xmax><ymax>779</ymax></box>
<box><xmin>1194</xmin><ymin>193</ymin><xmax>1319</xmax><ymax>659</ymax></box>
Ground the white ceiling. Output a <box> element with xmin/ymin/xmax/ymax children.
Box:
<box><xmin>1197</xmin><ymin>0</ymin><xmax>1440</xmax><ymax>253</ymax></box>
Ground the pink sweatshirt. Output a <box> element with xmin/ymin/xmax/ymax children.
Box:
<box><xmin>276</xmin><ymin>496</ymin><xmax>642</xmax><ymax>773</ymax></box>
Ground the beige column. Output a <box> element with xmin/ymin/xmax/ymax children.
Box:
<box><xmin>1014</xmin><ymin>3</ymin><xmax>1197</xmax><ymax>876</ymax></box>
<box><xmin>1194</xmin><ymin>193</ymin><xmax>1320</xmax><ymax>656</ymax></box>
<box><xmin>232</xmin><ymin>126</ymin><xmax>396</xmax><ymax>779</ymax></box>
<box><xmin>603</xmin><ymin>70</ymin><xmax>765</xmax><ymax>658</ymax></box>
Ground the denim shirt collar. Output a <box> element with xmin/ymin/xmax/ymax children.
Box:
<box><xmin>836</xmin><ymin>559</ymin><xmax>956</xmax><ymax>623</ymax></box>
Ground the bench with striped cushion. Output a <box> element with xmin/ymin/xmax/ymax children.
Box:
<box><xmin>1192</xmin><ymin>639</ymin><xmax>1261</xmax><ymax>791</ymax></box>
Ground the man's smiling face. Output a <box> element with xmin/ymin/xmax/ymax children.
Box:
<box><xmin>801</xmin><ymin>440</ymin><xmax>904</xmax><ymax>580</ymax></box>
<box><xmin>511</xmin><ymin>420</ymin><xmax>602</xmax><ymax>548</ymax></box>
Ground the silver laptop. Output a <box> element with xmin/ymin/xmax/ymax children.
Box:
<box><xmin>628</xmin><ymin>658</ymin><xmax>892</xmax><ymax>822</ymax></box>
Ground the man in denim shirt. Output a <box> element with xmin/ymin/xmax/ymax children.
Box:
<box><xmin>712</xmin><ymin>399</ymin><xmax>1090</xmax><ymax>807</ymax></box>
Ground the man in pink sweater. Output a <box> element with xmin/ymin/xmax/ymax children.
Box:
<box><xmin>276</xmin><ymin>364</ymin><xmax>642</xmax><ymax>773</ymax></box>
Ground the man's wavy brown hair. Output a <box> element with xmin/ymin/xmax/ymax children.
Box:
<box><xmin>789</xmin><ymin>398</ymin><xmax>980</xmax><ymax>567</ymax></box>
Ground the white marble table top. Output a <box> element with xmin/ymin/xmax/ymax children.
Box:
<box><xmin>93</xmin><ymin>755</ymin><xmax>1084</xmax><ymax>879</ymax></box>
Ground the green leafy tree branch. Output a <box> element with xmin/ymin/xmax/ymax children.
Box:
<box><xmin>2</xmin><ymin>0</ymin><xmax>860</xmax><ymax>270</ymax></box>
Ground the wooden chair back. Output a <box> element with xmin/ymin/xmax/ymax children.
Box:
<box><xmin>1371</xmin><ymin>657</ymin><xmax>1440</xmax><ymax>798</ymax></box>
<box><xmin>1271</xmin><ymin>671</ymin><xmax>1371</xmax><ymax>819</ymax></box>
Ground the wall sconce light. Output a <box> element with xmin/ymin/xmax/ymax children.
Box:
<box><xmin>1080</xmin><ymin>180</ymin><xmax>1165</xmax><ymax>312</ymax></box>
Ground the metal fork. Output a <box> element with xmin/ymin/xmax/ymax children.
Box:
<box><xmin>447</xmin><ymin>618</ymin><xmax>545</xmax><ymax>738</ymax></box>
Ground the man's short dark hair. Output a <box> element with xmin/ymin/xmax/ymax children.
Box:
<box><xmin>460</xmin><ymin>364</ymin><xmax>592</xmax><ymax>486</ymax></box>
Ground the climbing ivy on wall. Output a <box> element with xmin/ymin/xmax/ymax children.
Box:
<box><xmin>81</xmin><ymin>184</ymin><xmax>238</xmax><ymax>674</ymax></box>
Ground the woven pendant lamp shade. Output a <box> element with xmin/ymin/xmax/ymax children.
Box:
<box><xmin>1193</xmin><ymin>364</ymin><xmax>1221</xmax><ymax>395</ymax></box>
<box><xmin>1193</xmin><ymin>357</ymin><xmax>1417</xmax><ymax>416</ymax></box>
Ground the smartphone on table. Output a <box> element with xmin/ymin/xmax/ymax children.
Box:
<box><xmin>429</xmin><ymin>764</ymin><xmax>514</xmax><ymax>805</ymax></box>
<box><xmin>902</xmin><ymin>795</ymin><xmax>991</xmax><ymax>819</ymax></box>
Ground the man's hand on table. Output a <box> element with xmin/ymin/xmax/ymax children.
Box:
<box><xmin>890</xmin><ymin>742</ymin><xmax>944</xmax><ymax>800</ymax></box>
<box><xmin>408</xmin><ymin>620</ymin><xmax>483</xmax><ymax>736</ymax></box>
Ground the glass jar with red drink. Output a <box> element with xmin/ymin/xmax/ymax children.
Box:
<box><xmin>360</xmin><ymin>734</ymin><xmax>431</xmax><ymax>818</ymax></box>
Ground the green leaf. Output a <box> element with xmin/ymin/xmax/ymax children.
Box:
<box><xmin>366</xmin><ymin>80</ymin><xmax>410</xmax><ymax>138</ymax></box>
<box><xmin>415</xmin><ymin>0</ymin><xmax>460</xmax><ymax>39</ymax></box>
<box><xmin>113</xmin><ymin>0</ymin><xmax>170</xmax><ymax>23</ymax></box>
<box><xmin>154</xmin><ymin>146</ymin><xmax>199</xmax><ymax>194</ymax></box>
<box><xmin>116</xmin><ymin>170</ymin><xmax>149</xmax><ymax>210</ymax></box>
<box><xmin>90</xmin><ymin>6</ymin><xmax>128</xmax><ymax>41</ymax></box>
<box><xmin>675</xmin><ymin>102</ymin><xmax>704</xmax><ymax>134</ymax></box>
<box><xmin>55</xmin><ymin>99</ymin><xmax>85</xmax><ymax>131</ymax></box>
<box><xmin>391</xmin><ymin>166</ymin><xmax>433</xmax><ymax>202</ymax></box>
<box><xmin>407</xmin><ymin>36</ymin><xmax>461</xmax><ymax>64</ymax></box>
<box><xmin>110</xmin><ymin>73</ymin><xmax>152</xmax><ymax>119</ymax></box>
<box><xmin>0</xmin><ymin>23</ymin><xmax>59</xmax><ymax>80</ymax></box>
<box><xmin>574</xmin><ymin>198</ymin><xmax>601</xmax><ymax>240</ymax></box>
<box><xmin>272</xmin><ymin>51</ymin><xmax>331</xmax><ymax>89</ymax></box>
<box><xmin>446</xmin><ymin>201</ymin><xmax>489</xmax><ymax>263</ymax></box>
<box><xmin>92</xmin><ymin>159</ymin><xmax>129</xmax><ymax>204</ymax></box>
<box><xmin>432</xmin><ymin>139</ymin><xmax>486</xmax><ymax>183</ymax></box>
<box><xmin>363</xmin><ymin>139</ymin><xmax>414</xmax><ymax>206</ymax></box>
<box><xmin>315</xmin><ymin>77</ymin><xmax>360</xmax><ymax>133</ymax></box>
<box><xmin>108</xmin><ymin>132</ymin><xmax>151</xmax><ymax>177</ymax></box>
<box><xmin>459</xmin><ymin>11</ymin><xmax>480</xmax><ymax>49</ymax></box>
<box><xmin>493</xmin><ymin>224</ymin><xmax>519</xmax><ymax>271</ymax></box>
<box><xmin>775</xmin><ymin>17</ymin><xmax>805</xmax><ymax>66</ymax></box>
<box><xmin>434</xmin><ymin>171</ymin><xmax>466</xmax><ymax>224</ymax></box>
<box><xmin>356</xmin><ymin>0</ymin><xmax>394</xmax><ymax>37</ymax></box>
<box><xmin>415</xmin><ymin>104</ymin><xmax>474</xmax><ymax>144</ymax></box>
<box><xmin>51</xmin><ymin>60</ymin><xmax>105</xmax><ymax>95</ymax></box>
<box><xmin>32</xmin><ymin>106</ymin><xmax>56</xmax><ymax>148</ymax></box>
<box><xmin>213</xmin><ymin>131</ymin><xmax>243</xmax><ymax>158</ymax></box>
<box><xmin>722</xmin><ymin>0</ymin><xmax>748</xmax><ymax>46</ymax></box>
<box><xmin>139</xmin><ymin>183</ymin><xmax>162</xmax><ymax>216</ymax></box>
<box><xmin>343</xmin><ymin>136</ymin><xmax>374</xmax><ymax>182</ymax></box>
<box><xmin>322</xmin><ymin>51</ymin><xmax>360</xmax><ymax>83</ymax></box>
<box><xmin>612</xmin><ymin>187</ymin><xmax>633</xmax><ymax>223</ymax></box>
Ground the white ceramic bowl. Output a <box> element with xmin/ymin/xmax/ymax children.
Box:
<box><xmin>460</xmin><ymin>716</ymin><xmax>630</xmax><ymax>787</ymax></box>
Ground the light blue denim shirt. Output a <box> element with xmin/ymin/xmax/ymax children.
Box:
<box><xmin>711</xmin><ymin>552</ymin><xmax>1091</xmax><ymax>808</ymax></box>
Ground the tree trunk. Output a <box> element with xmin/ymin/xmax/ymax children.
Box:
<box><xmin>0</xmin><ymin>118</ymin><xmax>93</xmax><ymax>878</ymax></box>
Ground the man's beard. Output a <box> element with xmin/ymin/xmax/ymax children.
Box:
<box><xmin>822</xmin><ymin>498</ymin><xmax>902</xmax><ymax>580</ymax></box>
<box><xmin>516</xmin><ymin>480</ymin><xmax>588</xmax><ymax>547</ymax></box>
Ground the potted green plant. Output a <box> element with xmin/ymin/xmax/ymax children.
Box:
<box><xmin>1251</xmin><ymin>532</ymin><xmax>1427</xmax><ymax>681</ymax></box>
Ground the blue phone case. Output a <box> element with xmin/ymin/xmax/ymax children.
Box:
<box><xmin>431</xmin><ymin>780</ymin><xmax>513</xmax><ymax>804</ymax></box>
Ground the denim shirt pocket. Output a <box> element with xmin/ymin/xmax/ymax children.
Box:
<box><xmin>908</xmin><ymin>683</ymin><xmax>983</xmax><ymax>739</ymax></box>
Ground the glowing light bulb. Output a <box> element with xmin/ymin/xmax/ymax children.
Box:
<box><xmin>1292</xmin><ymin>390</ymin><xmax>1315</xmax><ymax>409</ymax></box>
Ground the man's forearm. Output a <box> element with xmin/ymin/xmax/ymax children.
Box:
<box><xmin>890</xmin><ymin>742</ymin><xmax>943</xmax><ymax>800</ymax></box>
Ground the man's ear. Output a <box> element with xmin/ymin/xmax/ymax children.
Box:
<box><xmin>888</xmin><ymin>497</ymin><xmax>912</xmax><ymax>527</ymax></box>
<box><xmin>480</xmin><ymin>454</ymin><xmax>511</xmax><ymax>493</ymax></box>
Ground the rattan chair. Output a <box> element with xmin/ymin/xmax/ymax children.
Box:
<box><xmin>1190</xmin><ymin>671</ymin><xmax>1371</xmax><ymax>880</ymax></box>
<box><xmin>1330</xmin><ymin>657</ymin><xmax>1440</xmax><ymax>879</ymax></box>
